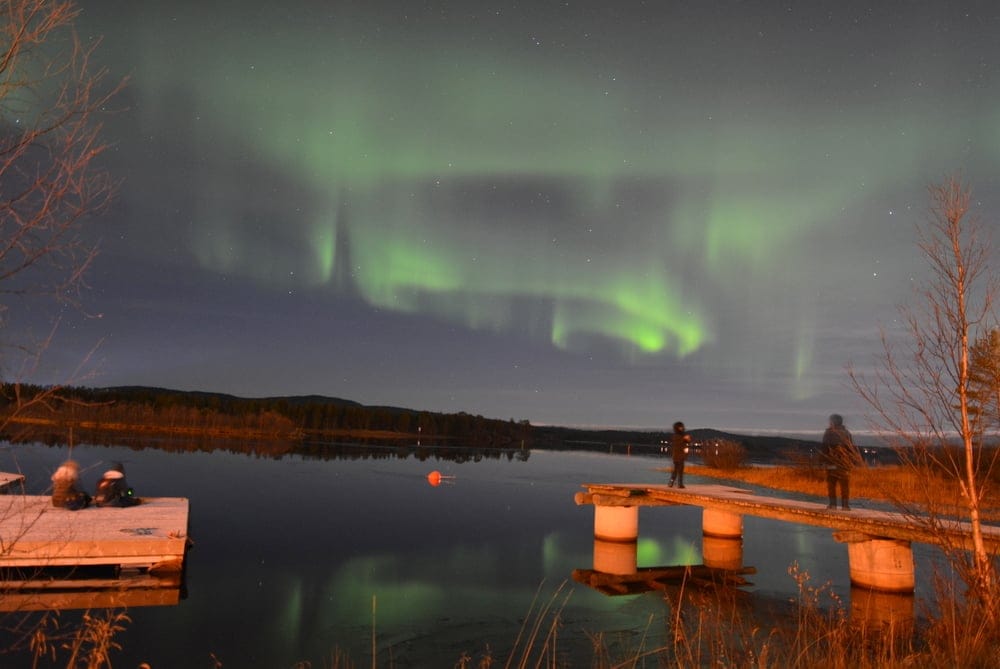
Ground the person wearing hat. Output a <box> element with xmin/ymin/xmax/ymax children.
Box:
<box><xmin>94</xmin><ymin>462</ymin><xmax>140</xmax><ymax>507</ymax></box>
<box><xmin>51</xmin><ymin>460</ymin><xmax>91</xmax><ymax>510</ymax></box>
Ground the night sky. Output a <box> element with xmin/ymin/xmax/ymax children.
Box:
<box><xmin>24</xmin><ymin>1</ymin><xmax>1000</xmax><ymax>432</ymax></box>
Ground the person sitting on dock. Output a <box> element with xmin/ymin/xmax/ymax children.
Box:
<box><xmin>51</xmin><ymin>460</ymin><xmax>91</xmax><ymax>510</ymax></box>
<box><xmin>94</xmin><ymin>463</ymin><xmax>140</xmax><ymax>507</ymax></box>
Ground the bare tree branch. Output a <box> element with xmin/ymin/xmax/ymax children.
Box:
<box><xmin>1</xmin><ymin>0</ymin><xmax>122</xmax><ymax>428</ymax></box>
<box><xmin>850</xmin><ymin>175</ymin><xmax>999</xmax><ymax>614</ymax></box>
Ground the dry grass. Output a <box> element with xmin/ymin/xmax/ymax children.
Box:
<box><xmin>682</xmin><ymin>464</ymin><xmax>1000</xmax><ymax>521</ymax></box>
<box><xmin>22</xmin><ymin>609</ymin><xmax>132</xmax><ymax>669</ymax></box>
<box><xmin>650</xmin><ymin>563</ymin><xmax>922</xmax><ymax>669</ymax></box>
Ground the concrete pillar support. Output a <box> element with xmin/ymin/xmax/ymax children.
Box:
<box><xmin>702</xmin><ymin>508</ymin><xmax>743</xmax><ymax>539</ymax></box>
<box><xmin>835</xmin><ymin>532</ymin><xmax>915</xmax><ymax>593</ymax></box>
<box><xmin>593</xmin><ymin>505</ymin><xmax>639</xmax><ymax>542</ymax></box>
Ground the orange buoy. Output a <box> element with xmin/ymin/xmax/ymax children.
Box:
<box><xmin>427</xmin><ymin>470</ymin><xmax>442</xmax><ymax>486</ymax></box>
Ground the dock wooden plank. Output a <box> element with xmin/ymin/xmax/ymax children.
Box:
<box><xmin>578</xmin><ymin>482</ymin><xmax>1000</xmax><ymax>553</ymax></box>
<box><xmin>0</xmin><ymin>496</ymin><xmax>189</xmax><ymax>571</ymax></box>
<box><xmin>0</xmin><ymin>472</ymin><xmax>25</xmax><ymax>493</ymax></box>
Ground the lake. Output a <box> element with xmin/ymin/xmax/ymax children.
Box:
<box><xmin>0</xmin><ymin>440</ymin><xmax>938</xmax><ymax>667</ymax></box>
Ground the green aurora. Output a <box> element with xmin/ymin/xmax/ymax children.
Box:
<box><xmin>62</xmin><ymin>2</ymin><xmax>1000</xmax><ymax>426</ymax></box>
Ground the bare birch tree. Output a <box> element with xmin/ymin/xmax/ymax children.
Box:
<box><xmin>0</xmin><ymin>8</ymin><xmax>127</xmax><ymax>661</ymax></box>
<box><xmin>850</xmin><ymin>176</ymin><xmax>999</xmax><ymax>615</ymax></box>
<box><xmin>1</xmin><ymin>0</ymin><xmax>121</xmax><ymax>419</ymax></box>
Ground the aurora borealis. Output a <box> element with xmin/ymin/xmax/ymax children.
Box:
<box><xmin>32</xmin><ymin>1</ymin><xmax>1000</xmax><ymax>431</ymax></box>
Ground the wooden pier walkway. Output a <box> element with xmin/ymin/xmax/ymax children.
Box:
<box><xmin>575</xmin><ymin>482</ymin><xmax>1000</xmax><ymax>592</ymax></box>
<box><xmin>0</xmin><ymin>472</ymin><xmax>25</xmax><ymax>493</ymax></box>
<box><xmin>576</xmin><ymin>482</ymin><xmax>1000</xmax><ymax>551</ymax></box>
<box><xmin>0</xmin><ymin>495</ymin><xmax>190</xmax><ymax>577</ymax></box>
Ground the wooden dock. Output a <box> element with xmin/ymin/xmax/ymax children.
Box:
<box><xmin>0</xmin><ymin>495</ymin><xmax>190</xmax><ymax>577</ymax></box>
<box><xmin>0</xmin><ymin>472</ymin><xmax>25</xmax><ymax>493</ymax></box>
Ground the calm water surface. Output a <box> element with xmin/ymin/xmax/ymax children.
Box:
<box><xmin>0</xmin><ymin>441</ymin><xmax>938</xmax><ymax>667</ymax></box>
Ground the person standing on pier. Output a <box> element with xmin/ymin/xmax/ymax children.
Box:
<box><xmin>669</xmin><ymin>421</ymin><xmax>691</xmax><ymax>488</ymax></box>
<box><xmin>822</xmin><ymin>414</ymin><xmax>860</xmax><ymax>510</ymax></box>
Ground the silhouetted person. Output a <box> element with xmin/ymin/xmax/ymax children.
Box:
<box><xmin>822</xmin><ymin>414</ymin><xmax>859</xmax><ymax>510</ymax></box>
<box><xmin>669</xmin><ymin>421</ymin><xmax>691</xmax><ymax>488</ymax></box>
<box><xmin>94</xmin><ymin>462</ymin><xmax>140</xmax><ymax>507</ymax></box>
<box><xmin>51</xmin><ymin>460</ymin><xmax>90</xmax><ymax>510</ymax></box>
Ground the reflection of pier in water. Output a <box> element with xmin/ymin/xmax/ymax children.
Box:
<box><xmin>1</xmin><ymin>588</ymin><xmax>181</xmax><ymax>612</ymax></box>
<box><xmin>573</xmin><ymin>528</ymin><xmax>756</xmax><ymax>598</ymax></box>
<box><xmin>0</xmin><ymin>571</ymin><xmax>183</xmax><ymax>612</ymax></box>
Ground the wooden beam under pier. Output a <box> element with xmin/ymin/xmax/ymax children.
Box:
<box><xmin>572</xmin><ymin>564</ymin><xmax>756</xmax><ymax>596</ymax></box>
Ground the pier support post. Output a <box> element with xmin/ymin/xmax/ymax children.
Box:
<box><xmin>593</xmin><ymin>505</ymin><xmax>639</xmax><ymax>542</ymax></box>
<box><xmin>702</xmin><ymin>508</ymin><xmax>743</xmax><ymax>538</ymax></box>
<box><xmin>835</xmin><ymin>532</ymin><xmax>915</xmax><ymax>593</ymax></box>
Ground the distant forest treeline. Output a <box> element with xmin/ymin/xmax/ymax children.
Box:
<box><xmin>0</xmin><ymin>384</ymin><xmax>824</xmax><ymax>461</ymax></box>
<box><xmin>0</xmin><ymin>384</ymin><xmax>532</xmax><ymax>447</ymax></box>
